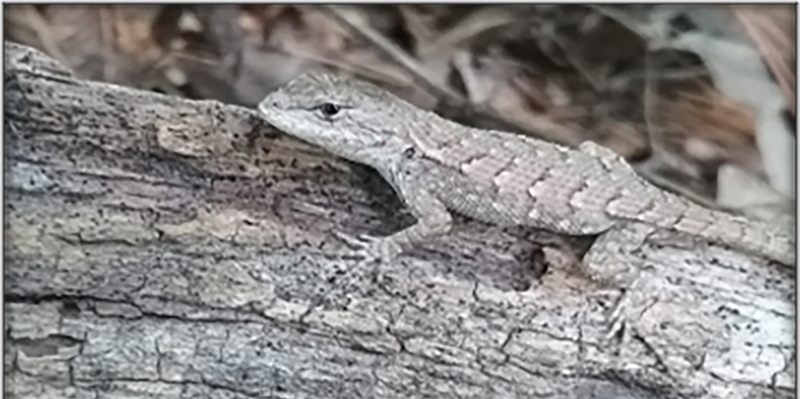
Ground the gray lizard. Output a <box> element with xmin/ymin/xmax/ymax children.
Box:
<box><xmin>258</xmin><ymin>72</ymin><xmax>795</xmax><ymax>286</ymax></box>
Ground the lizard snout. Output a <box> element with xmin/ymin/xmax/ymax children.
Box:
<box><xmin>260</xmin><ymin>90</ymin><xmax>290</xmax><ymax>113</ymax></box>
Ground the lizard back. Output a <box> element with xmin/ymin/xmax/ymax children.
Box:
<box><xmin>402</xmin><ymin>111</ymin><xmax>795</xmax><ymax>265</ymax></box>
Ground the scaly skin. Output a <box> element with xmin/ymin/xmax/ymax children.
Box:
<box><xmin>258</xmin><ymin>72</ymin><xmax>795</xmax><ymax>278</ymax></box>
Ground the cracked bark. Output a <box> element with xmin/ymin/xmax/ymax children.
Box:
<box><xmin>4</xmin><ymin>41</ymin><xmax>795</xmax><ymax>399</ymax></box>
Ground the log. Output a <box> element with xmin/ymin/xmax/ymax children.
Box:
<box><xmin>4</xmin><ymin>41</ymin><xmax>794</xmax><ymax>399</ymax></box>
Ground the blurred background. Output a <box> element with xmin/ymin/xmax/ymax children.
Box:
<box><xmin>5</xmin><ymin>4</ymin><xmax>796</xmax><ymax>226</ymax></box>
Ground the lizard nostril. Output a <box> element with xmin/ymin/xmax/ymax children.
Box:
<box><xmin>266</xmin><ymin>91</ymin><xmax>291</xmax><ymax>110</ymax></box>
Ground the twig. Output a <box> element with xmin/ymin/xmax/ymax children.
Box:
<box><xmin>633</xmin><ymin>159</ymin><xmax>723</xmax><ymax>210</ymax></box>
<box><xmin>587</xmin><ymin>5</ymin><xmax>662</xmax><ymax>45</ymax></box>
<box><xmin>609</xmin><ymin>67</ymin><xmax>710</xmax><ymax>88</ymax></box>
<box><xmin>537</xmin><ymin>20</ymin><xmax>606</xmax><ymax>93</ymax></box>
<box><xmin>417</xmin><ymin>7</ymin><xmax>524</xmax><ymax>60</ymax></box>
<box><xmin>271</xmin><ymin>45</ymin><xmax>413</xmax><ymax>88</ymax></box>
<box><xmin>321</xmin><ymin>5</ymin><xmax>571</xmax><ymax>142</ymax></box>
<box><xmin>636</xmin><ymin>49</ymin><xmax>717</xmax><ymax>207</ymax></box>
<box><xmin>732</xmin><ymin>7</ymin><xmax>795</xmax><ymax>116</ymax></box>
<box><xmin>321</xmin><ymin>5</ymin><xmax>466</xmax><ymax>106</ymax></box>
<box><xmin>643</xmin><ymin>51</ymin><xmax>665</xmax><ymax>151</ymax></box>
<box><xmin>22</xmin><ymin>5</ymin><xmax>70</xmax><ymax>66</ymax></box>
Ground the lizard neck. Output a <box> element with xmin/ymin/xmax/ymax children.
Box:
<box><xmin>350</xmin><ymin>134</ymin><xmax>410</xmax><ymax>171</ymax></box>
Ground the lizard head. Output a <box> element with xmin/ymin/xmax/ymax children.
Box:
<box><xmin>258</xmin><ymin>72</ymin><xmax>416</xmax><ymax>166</ymax></box>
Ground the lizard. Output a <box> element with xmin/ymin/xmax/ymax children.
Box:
<box><xmin>257</xmin><ymin>72</ymin><xmax>795</xmax><ymax>287</ymax></box>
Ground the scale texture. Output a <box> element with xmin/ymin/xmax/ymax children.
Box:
<box><xmin>258</xmin><ymin>72</ymin><xmax>795</xmax><ymax>281</ymax></box>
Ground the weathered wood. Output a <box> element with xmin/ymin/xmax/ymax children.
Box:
<box><xmin>3</xmin><ymin>41</ymin><xmax>794</xmax><ymax>399</ymax></box>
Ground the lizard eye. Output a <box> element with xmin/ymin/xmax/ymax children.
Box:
<box><xmin>320</xmin><ymin>103</ymin><xmax>341</xmax><ymax>117</ymax></box>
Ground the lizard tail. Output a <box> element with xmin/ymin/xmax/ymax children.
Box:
<box><xmin>666</xmin><ymin>200</ymin><xmax>796</xmax><ymax>266</ymax></box>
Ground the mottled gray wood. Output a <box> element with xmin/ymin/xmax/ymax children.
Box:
<box><xmin>4</xmin><ymin>41</ymin><xmax>795</xmax><ymax>399</ymax></box>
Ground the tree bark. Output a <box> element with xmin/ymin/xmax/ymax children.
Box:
<box><xmin>4</xmin><ymin>41</ymin><xmax>795</xmax><ymax>399</ymax></box>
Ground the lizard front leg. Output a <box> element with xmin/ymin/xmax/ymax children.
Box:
<box><xmin>582</xmin><ymin>222</ymin><xmax>657</xmax><ymax>288</ymax></box>
<box><xmin>364</xmin><ymin>177</ymin><xmax>453</xmax><ymax>262</ymax></box>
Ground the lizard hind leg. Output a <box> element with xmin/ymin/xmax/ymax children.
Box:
<box><xmin>582</xmin><ymin>222</ymin><xmax>662</xmax><ymax>347</ymax></box>
<box><xmin>581</xmin><ymin>222</ymin><xmax>658</xmax><ymax>289</ymax></box>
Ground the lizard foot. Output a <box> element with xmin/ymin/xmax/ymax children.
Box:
<box><xmin>333</xmin><ymin>231</ymin><xmax>403</xmax><ymax>262</ymax></box>
<box><xmin>582</xmin><ymin>222</ymin><xmax>655</xmax><ymax>351</ymax></box>
<box><xmin>332</xmin><ymin>231</ymin><xmax>405</xmax><ymax>286</ymax></box>
<box><xmin>608</xmin><ymin>289</ymin><xmax>630</xmax><ymax>333</ymax></box>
